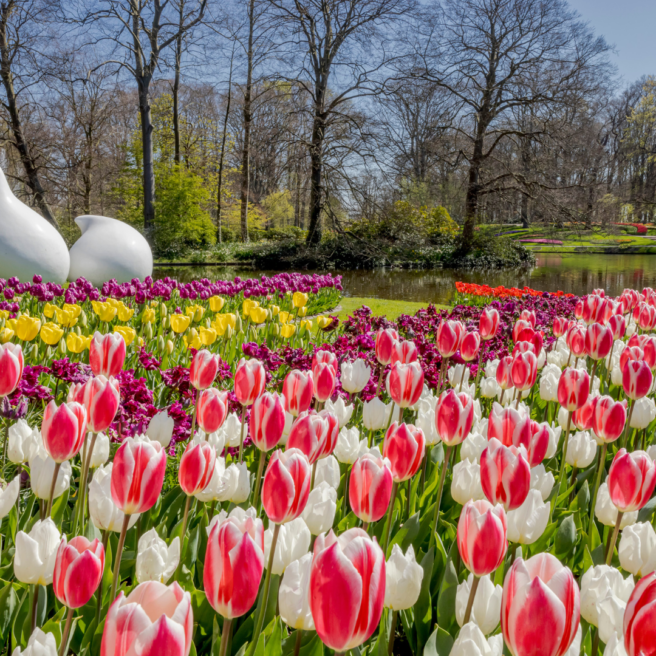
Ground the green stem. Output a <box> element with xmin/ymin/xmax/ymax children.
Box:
<box><xmin>253</xmin><ymin>449</ymin><xmax>267</xmax><ymax>511</ymax></box>
<box><xmin>621</xmin><ymin>400</ymin><xmax>635</xmax><ymax>449</ymax></box>
<box><xmin>96</xmin><ymin>530</ymin><xmax>109</xmax><ymax>625</ymax></box>
<box><xmin>30</xmin><ymin>585</ymin><xmax>39</xmax><ymax>634</ymax></box>
<box><xmin>588</xmin><ymin>443</ymin><xmax>608</xmax><ymax>551</ymax></box>
<box><xmin>109</xmin><ymin>514</ymin><xmax>131</xmax><ymax>604</ymax></box>
<box><xmin>605</xmin><ymin>511</ymin><xmax>623</xmax><ymax>565</ymax></box>
<box><xmin>58</xmin><ymin>607</ymin><xmax>74</xmax><ymax>656</ymax></box>
<box><xmin>463</xmin><ymin>575</ymin><xmax>480</xmax><ymax>625</ymax></box>
<box><xmin>430</xmin><ymin>446</ymin><xmax>453</xmax><ymax>548</ymax></box>
<box><xmin>219</xmin><ymin>618</ymin><xmax>233</xmax><ymax>656</ymax></box>
<box><xmin>388</xmin><ymin>610</ymin><xmax>398</xmax><ymax>656</ymax></box>
<box><xmin>46</xmin><ymin>462</ymin><xmax>62</xmax><ymax>519</ymax></box>
<box><xmin>293</xmin><ymin>629</ymin><xmax>302</xmax><ymax>656</ymax></box>
<box><xmin>382</xmin><ymin>482</ymin><xmax>399</xmax><ymax>557</ymax></box>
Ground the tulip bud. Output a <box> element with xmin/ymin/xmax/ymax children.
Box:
<box><xmin>619</xmin><ymin>522</ymin><xmax>656</xmax><ymax>577</ymax></box>
<box><xmin>456</xmin><ymin>573</ymin><xmax>502</xmax><ymax>635</ymax></box>
<box><xmin>623</xmin><ymin>571</ymin><xmax>656</xmax><ymax>656</ymax></box>
<box><xmin>607</xmin><ymin>449</ymin><xmax>656</xmax><ymax>513</ymax></box>
<box><xmin>390</xmin><ymin>340</ymin><xmax>419</xmax><ymax>365</ymax></box>
<box><xmin>558</xmin><ymin>367</ymin><xmax>590</xmax><ymax>411</ymax></box>
<box><xmin>53</xmin><ymin>536</ymin><xmax>105</xmax><ymax>608</ymax></box>
<box><xmin>146</xmin><ymin>410</ymin><xmax>175</xmax><ymax>448</ymax></box>
<box><xmin>262</xmin><ymin>448</ymin><xmax>312</xmax><ymax>524</ymax></box>
<box><xmin>189</xmin><ymin>349</ymin><xmax>220</xmax><ymax>390</ymax></box>
<box><xmin>595</xmin><ymin>482</ymin><xmax>638</xmax><ymax>528</ymax></box>
<box><xmin>29</xmin><ymin>445</ymin><xmax>72</xmax><ymax>500</ymax></box>
<box><xmin>506</xmin><ymin>489</ymin><xmax>550</xmax><ymax>545</ymax></box>
<box><xmin>592</xmin><ymin>396</ymin><xmax>627</xmax><ymax>443</ymax></box>
<box><xmin>437</xmin><ymin>319</ymin><xmax>464</xmax><ymax>357</ymax></box>
<box><xmin>349</xmin><ymin>454</ymin><xmax>393</xmax><ymax>523</ymax></box>
<box><xmin>580</xmin><ymin>564</ymin><xmax>635</xmax><ymax>628</ymax></box>
<box><xmin>136</xmin><ymin>529</ymin><xmax>180</xmax><ymax>584</ymax></box>
<box><xmin>479</xmin><ymin>307</ymin><xmax>500</xmax><ymax>341</ymax></box>
<box><xmin>375</xmin><ymin>328</ymin><xmax>399</xmax><ymax>365</ymax></box>
<box><xmin>451</xmin><ymin>623</ymin><xmax>504</xmax><ymax>656</ymax></box>
<box><xmin>451</xmin><ymin>458</ymin><xmax>484</xmax><ymax>505</ymax></box>
<box><xmin>480</xmin><ymin>438</ymin><xmax>530</xmax><ymax>511</ymax></box>
<box><xmin>458</xmin><ymin>500</ymin><xmax>507</xmax><ymax>577</ymax></box>
<box><xmin>11</xmin><ymin>629</ymin><xmax>57</xmax><ymax>656</ymax></box>
<box><xmin>384</xmin><ymin>544</ymin><xmax>423</xmax><ymax>611</ymax></box>
<box><xmin>249</xmin><ymin>392</ymin><xmax>285</xmax><ymax>452</ymax></box>
<box><xmin>387</xmin><ymin>361</ymin><xmax>424</xmax><ymax>408</ymax></box>
<box><xmin>341</xmin><ymin>359</ymin><xmax>372</xmax><ymax>393</ymax></box>
<box><xmin>179</xmin><ymin>436</ymin><xmax>216</xmax><ymax>496</ymax></box>
<box><xmin>622</xmin><ymin>359</ymin><xmax>653</xmax><ymax>400</ymax></box>
<box><xmin>383</xmin><ymin>421</ymin><xmax>425</xmax><ymax>482</ymax></box>
<box><xmin>89</xmin><ymin>332</ymin><xmax>126</xmax><ymax>378</ymax></box>
<box><xmin>301</xmin><ymin>481</ymin><xmax>337</xmax><ymax>535</ymax></box>
<box><xmin>7</xmin><ymin>419</ymin><xmax>40</xmax><ymax>464</ymax></box>
<box><xmin>41</xmin><ymin>400</ymin><xmax>87</xmax><ymax>463</ymax></box>
<box><xmin>79</xmin><ymin>375</ymin><xmax>120</xmax><ymax>434</ymax></box>
<box><xmin>362</xmin><ymin>397</ymin><xmax>392</xmax><ymax>430</ymax></box>
<box><xmin>264</xmin><ymin>517</ymin><xmax>311</xmax><ymax>575</ymax></box>
<box><xmin>14</xmin><ymin>518</ymin><xmax>61</xmax><ymax>586</ymax></box>
<box><xmin>234</xmin><ymin>357</ymin><xmax>266</xmax><ymax>405</ymax></box>
<box><xmin>324</xmin><ymin>396</ymin><xmax>354</xmax><ymax>428</ymax></box>
<box><xmin>282</xmin><ymin>370</ymin><xmax>314</xmax><ymax>417</ymax></box>
<box><xmin>434</xmin><ymin>389</ymin><xmax>474</xmax><ymax>447</ymax></box>
<box><xmin>89</xmin><ymin>464</ymin><xmax>140</xmax><ymax>533</ymax></box>
<box><xmin>279</xmin><ymin>553</ymin><xmax>315</xmax><ymax>630</ymax></box>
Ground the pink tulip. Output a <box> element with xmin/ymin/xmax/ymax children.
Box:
<box><xmin>111</xmin><ymin>437</ymin><xmax>167</xmax><ymax>515</ymax></box>
<box><xmin>41</xmin><ymin>400</ymin><xmax>87</xmax><ymax>463</ymax></box>
<box><xmin>313</xmin><ymin>363</ymin><xmax>336</xmax><ymax>402</ymax></box>
<box><xmin>623</xmin><ymin>360</ymin><xmax>653</xmax><ymax>400</ymax></box>
<box><xmin>635</xmin><ymin>302</ymin><xmax>656</xmax><ymax>331</ymax></box>
<box><xmin>287</xmin><ymin>409</ymin><xmax>338</xmax><ymax>464</ymax></box>
<box><xmin>623</xmin><ymin>571</ymin><xmax>656</xmax><ymax>656</ymax></box>
<box><xmin>513</xmin><ymin>319</ymin><xmax>534</xmax><ymax>343</ymax></box>
<box><xmin>390</xmin><ymin>340</ymin><xmax>418</xmax><ymax>365</ymax></box>
<box><xmin>250</xmin><ymin>392</ymin><xmax>285</xmax><ymax>451</ymax></box>
<box><xmin>460</xmin><ymin>331</ymin><xmax>481</xmax><ymax>362</ymax></box>
<box><xmin>502</xmin><ymin>554</ymin><xmax>580</xmax><ymax>656</ymax></box>
<box><xmin>436</xmin><ymin>319</ymin><xmax>464</xmax><ymax>358</ymax></box>
<box><xmin>553</xmin><ymin>316</ymin><xmax>571</xmax><ymax>338</ymax></box>
<box><xmin>79</xmin><ymin>375</ymin><xmax>120</xmax><ymax>434</ymax></box>
<box><xmin>457</xmin><ymin>500</ymin><xmax>507</xmax><ymax>576</ymax></box>
<box><xmin>375</xmin><ymin>328</ymin><xmax>399</xmax><ymax>365</ymax></box>
<box><xmin>196</xmin><ymin>388</ymin><xmax>228</xmax><ymax>434</ymax></box>
<box><xmin>312</xmin><ymin>350</ymin><xmax>338</xmax><ymax>376</ymax></box>
<box><xmin>581</xmin><ymin>294</ymin><xmax>606</xmax><ymax>325</ymax></box>
<box><xmin>204</xmin><ymin>512</ymin><xmax>265</xmax><ymax>618</ymax></box>
<box><xmin>53</xmin><ymin>536</ymin><xmax>104</xmax><ymax>608</ymax></box>
<box><xmin>262</xmin><ymin>448</ymin><xmax>311</xmax><ymax>524</ymax></box>
<box><xmin>607</xmin><ymin>448</ymin><xmax>656</xmax><ymax>513</ymax></box>
<box><xmin>383</xmin><ymin>421</ymin><xmax>425</xmax><ymax>482</ymax></box>
<box><xmin>282</xmin><ymin>369</ymin><xmax>314</xmax><ymax>416</ymax></box>
<box><xmin>511</xmin><ymin>351</ymin><xmax>537</xmax><ymax>391</ymax></box>
<box><xmin>628</xmin><ymin>334</ymin><xmax>656</xmax><ymax>369</ymax></box>
<box><xmin>512</xmin><ymin>341</ymin><xmax>536</xmax><ymax>358</ymax></box>
<box><xmin>574</xmin><ymin>299</ymin><xmax>584</xmax><ymax>320</ymax></box>
<box><xmin>189</xmin><ymin>349</ymin><xmax>220</xmax><ymax>391</ymax></box>
<box><xmin>620</xmin><ymin>345</ymin><xmax>645</xmax><ymax>372</ymax></box>
<box><xmin>487</xmin><ymin>403</ymin><xmax>532</xmax><ymax>449</ymax></box>
<box><xmin>0</xmin><ymin>343</ymin><xmax>23</xmax><ymax>396</ymax></box>
<box><xmin>434</xmin><ymin>389</ymin><xmax>474</xmax><ymax>447</ymax></box>
<box><xmin>557</xmin><ymin>367</ymin><xmax>590</xmax><ymax>411</ymax></box>
<box><xmin>388</xmin><ymin>361</ymin><xmax>424</xmax><ymax>408</ymax></box>
<box><xmin>101</xmin><ymin>582</ymin><xmax>193</xmax><ymax>656</ymax></box>
<box><xmin>496</xmin><ymin>355</ymin><xmax>514</xmax><ymax>390</ymax></box>
<box><xmin>310</xmin><ymin>528</ymin><xmax>385</xmax><ymax>651</ymax></box>
<box><xmin>349</xmin><ymin>454</ymin><xmax>394</xmax><ymax>523</ymax></box>
<box><xmin>234</xmin><ymin>358</ymin><xmax>266</xmax><ymax>406</ymax></box>
<box><xmin>479</xmin><ymin>307</ymin><xmax>500</xmax><ymax>340</ymax></box>
<box><xmin>566</xmin><ymin>324</ymin><xmax>586</xmax><ymax>357</ymax></box>
<box><xmin>179</xmin><ymin>439</ymin><xmax>216</xmax><ymax>496</ymax></box>
<box><xmin>585</xmin><ymin>323</ymin><xmax>613</xmax><ymax>361</ymax></box>
<box><xmin>591</xmin><ymin>396</ymin><xmax>627</xmax><ymax>443</ymax></box>
<box><xmin>519</xmin><ymin>309</ymin><xmax>536</xmax><ymax>327</ymax></box>
<box><xmin>572</xmin><ymin>396</ymin><xmax>597</xmax><ymax>431</ymax></box>
<box><xmin>89</xmin><ymin>332</ymin><xmax>126</xmax><ymax>378</ymax></box>
<box><xmin>480</xmin><ymin>438</ymin><xmax>531</xmax><ymax>511</ymax></box>
<box><xmin>608</xmin><ymin>314</ymin><xmax>626</xmax><ymax>340</ymax></box>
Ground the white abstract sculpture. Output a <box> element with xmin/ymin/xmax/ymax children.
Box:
<box><xmin>68</xmin><ymin>215</ymin><xmax>153</xmax><ymax>285</ymax></box>
<box><xmin>0</xmin><ymin>167</ymin><xmax>70</xmax><ymax>283</ymax></box>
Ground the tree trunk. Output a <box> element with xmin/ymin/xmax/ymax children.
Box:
<box><xmin>172</xmin><ymin>1</ymin><xmax>184</xmax><ymax>165</ymax></box>
<box><xmin>139</xmin><ymin>81</ymin><xmax>156</xmax><ymax>237</ymax></box>
<box><xmin>306</xmin><ymin>109</ymin><xmax>325</xmax><ymax>245</ymax></box>
<box><xmin>216</xmin><ymin>51</ymin><xmax>234</xmax><ymax>244</ymax></box>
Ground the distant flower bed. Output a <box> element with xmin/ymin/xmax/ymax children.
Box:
<box><xmin>518</xmin><ymin>239</ymin><xmax>564</xmax><ymax>245</ymax></box>
<box><xmin>615</xmin><ymin>222</ymin><xmax>649</xmax><ymax>234</ymax></box>
<box><xmin>455</xmin><ymin>281</ymin><xmax>575</xmax><ymax>301</ymax></box>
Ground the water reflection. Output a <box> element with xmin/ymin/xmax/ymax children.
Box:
<box><xmin>154</xmin><ymin>253</ymin><xmax>656</xmax><ymax>305</ymax></box>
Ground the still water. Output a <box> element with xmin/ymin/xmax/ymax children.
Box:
<box><xmin>154</xmin><ymin>254</ymin><xmax>656</xmax><ymax>305</ymax></box>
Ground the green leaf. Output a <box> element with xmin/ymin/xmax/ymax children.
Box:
<box><xmin>436</xmin><ymin>558</ymin><xmax>458</xmax><ymax>635</ymax></box>
<box><xmin>264</xmin><ymin>617</ymin><xmax>282</xmax><ymax>656</ymax></box>
<box><xmin>0</xmin><ymin>583</ymin><xmax>19</xmax><ymax>642</ymax></box>
<box><xmin>424</xmin><ymin>627</ymin><xmax>454</xmax><ymax>656</ymax></box>
<box><xmin>555</xmin><ymin>515</ymin><xmax>577</xmax><ymax>556</ymax></box>
<box><xmin>388</xmin><ymin>512</ymin><xmax>420</xmax><ymax>557</ymax></box>
<box><xmin>577</xmin><ymin>480</ymin><xmax>590</xmax><ymax>512</ymax></box>
<box><xmin>638</xmin><ymin>496</ymin><xmax>656</xmax><ymax>522</ymax></box>
<box><xmin>281</xmin><ymin>631</ymin><xmax>323</xmax><ymax>656</ymax></box>
<box><xmin>51</xmin><ymin>489</ymin><xmax>70</xmax><ymax>528</ymax></box>
<box><xmin>414</xmin><ymin>548</ymin><xmax>434</xmax><ymax>655</ymax></box>
<box><xmin>41</xmin><ymin>605</ymin><xmax>66</xmax><ymax>646</ymax></box>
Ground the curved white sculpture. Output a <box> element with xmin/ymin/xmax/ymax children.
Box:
<box><xmin>0</xmin><ymin>167</ymin><xmax>70</xmax><ymax>283</ymax></box>
<box><xmin>68</xmin><ymin>215</ymin><xmax>153</xmax><ymax>285</ymax></box>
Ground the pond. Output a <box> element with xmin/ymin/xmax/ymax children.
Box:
<box><xmin>154</xmin><ymin>253</ymin><xmax>656</xmax><ymax>305</ymax></box>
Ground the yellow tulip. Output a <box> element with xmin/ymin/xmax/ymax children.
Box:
<box><xmin>165</xmin><ymin>339</ymin><xmax>174</xmax><ymax>354</ymax></box>
<box><xmin>249</xmin><ymin>306</ymin><xmax>268</xmax><ymax>324</ymax></box>
<box><xmin>209</xmin><ymin>296</ymin><xmax>225</xmax><ymax>312</ymax></box>
<box><xmin>242</xmin><ymin>299</ymin><xmax>259</xmax><ymax>317</ymax></box>
<box><xmin>293</xmin><ymin>292</ymin><xmax>308</xmax><ymax>308</ymax></box>
<box><xmin>280</xmin><ymin>324</ymin><xmax>296</xmax><ymax>339</ymax></box>
<box><xmin>199</xmin><ymin>327</ymin><xmax>217</xmax><ymax>346</ymax></box>
<box><xmin>66</xmin><ymin>332</ymin><xmax>91</xmax><ymax>354</ymax></box>
<box><xmin>106</xmin><ymin>298</ymin><xmax>122</xmax><ymax>309</ymax></box>
<box><xmin>63</xmin><ymin>303</ymin><xmax>82</xmax><ymax>319</ymax></box>
<box><xmin>137</xmin><ymin>336</ymin><xmax>144</xmax><ymax>347</ymax></box>
<box><xmin>279</xmin><ymin>311</ymin><xmax>291</xmax><ymax>325</ymax></box>
<box><xmin>212</xmin><ymin>316</ymin><xmax>227</xmax><ymax>336</ymax></box>
<box><xmin>142</xmin><ymin>308</ymin><xmax>156</xmax><ymax>323</ymax></box>
<box><xmin>114</xmin><ymin>326</ymin><xmax>136</xmax><ymax>346</ymax></box>
<box><xmin>317</xmin><ymin>316</ymin><xmax>332</xmax><ymax>329</ymax></box>
<box><xmin>54</xmin><ymin>307</ymin><xmax>78</xmax><ymax>328</ymax></box>
<box><xmin>185</xmin><ymin>304</ymin><xmax>205</xmax><ymax>321</ymax></box>
<box><xmin>170</xmin><ymin>314</ymin><xmax>191</xmax><ymax>333</ymax></box>
<box><xmin>0</xmin><ymin>328</ymin><xmax>14</xmax><ymax>343</ymax></box>
<box><xmin>269</xmin><ymin>305</ymin><xmax>280</xmax><ymax>316</ymax></box>
<box><xmin>300</xmin><ymin>319</ymin><xmax>312</xmax><ymax>333</ymax></box>
<box><xmin>184</xmin><ymin>330</ymin><xmax>202</xmax><ymax>350</ymax></box>
<box><xmin>224</xmin><ymin>313</ymin><xmax>237</xmax><ymax>329</ymax></box>
<box><xmin>15</xmin><ymin>315</ymin><xmax>41</xmax><ymax>341</ymax></box>
<box><xmin>91</xmin><ymin>301</ymin><xmax>118</xmax><ymax>323</ymax></box>
<box><xmin>118</xmin><ymin>304</ymin><xmax>135</xmax><ymax>322</ymax></box>
<box><xmin>43</xmin><ymin>303</ymin><xmax>57</xmax><ymax>319</ymax></box>
<box><xmin>298</xmin><ymin>307</ymin><xmax>308</xmax><ymax>317</ymax></box>
<box><xmin>40</xmin><ymin>322</ymin><xmax>64</xmax><ymax>345</ymax></box>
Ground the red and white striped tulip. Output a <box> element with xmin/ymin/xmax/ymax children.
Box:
<box><xmin>607</xmin><ymin>448</ymin><xmax>656</xmax><ymax>513</ymax></box>
<box><xmin>282</xmin><ymin>369</ymin><xmax>314</xmax><ymax>416</ymax></box>
<box><xmin>572</xmin><ymin>396</ymin><xmax>597</xmax><ymax>432</ymax></box>
<box><xmin>480</xmin><ymin>438</ymin><xmax>531</xmax><ymax>511</ymax></box>
<box><xmin>479</xmin><ymin>307</ymin><xmax>500</xmax><ymax>340</ymax></box>
<box><xmin>262</xmin><ymin>448</ymin><xmax>312</xmax><ymax>524</ymax></box>
<box><xmin>53</xmin><ymin>536</ymin><xmax>104</xmax><ymax>608</ymax></box>
<box><xmin>41</xmin><ymin>400</ymin><xmax>87</xmax><ymax>463</ymax></box>
<box><xmin>89</xmin><ymin>332</ymin><xmax>126</xmax><ymax>378</ymax></box>
<box><xmin>487</xmin><ymin>403</ymin><xmax>532</xmax><ymax>449</ymax></box>
<box><xmin>557</xmin><ymin>368</ymin><xmax>590</xmax><ymax>412</ymax></box>
<box><xmin>287</xmin><ymin>410</ymin><xmax>338</xmax><ymax>463</ymax></box>
<box><xmin>620</xmin><ymin>345</ymin><xmax>646</xmax><ymax>372</ymax></box>
<box><xmin>585</xmin><ymin>323</ymin><xmax>613</xmax><ymax>361</ymax></box>
<box><xmin>623</xmin><ymin>360</ymin><xmax>653</xmax><ymax>400</ymax></box>
<box><xmin>204</xmin><ymin>511</ymin><xmax>265</xmax><ymax>618</ymax></box>
<box><xmin>313</xmin><ymin>363</ymin><xmax>336</xmax><ymax>403</ymax></box>
<box><xmin>553</xmin><ymin>316</ymin><xmax>572</xmax><ymax>338</ymax></box>
<box><xmin>196</xmin><ymin>388</ymin><xmax>229</xmax><ymax>434</ymax></box>
<box><xmin>312</xmin><ymin>350</ymin><xmax>338</xmax><ymax>376</ymax></box>
<box><xmin>383</xmin><ymin>422</ymin><xmax>425</xmax><ymax>482</ymax></box>
<box><xmin>101</xmin><ymin>582</ymin><xmax>192</xmax><ymax>656</ymax></box>
<box><xmin>0</xmin><ymin>343</ymin><xmax>23</xmax><ymax>397</ymax></box>
<box><xmin>234</xmin><ymin>358</ymin><xmax>266</xmax><ymax>406</ymax></box>
<box><xmin>519</xmin><ymin>309</ymin><xmax>536</xmax><ymax>327</ymax></box>
<box><xmin>623</xmin><ymin>571</ymin><xmax>656</xmax><ymax>656</ymax></box>
<box><xmin>111</xmin><ymin>437</ymin><xmax>167</xmax><ymax>515</ymax></box>
<box><xmin>591</xmin><ymin>396</ymin><xmax>627</xmax><ymax>443</ymax></box>
<box><xmin>628</xmin><ymin>334</ymin><xmax>656</xmax><ymax>369</ymax></box>
<box><xmin>457</xmin><ymin>500</ymin><xmax>507</xmax><ymax>577</ymax></box>
<box><xmin>310</xmin><ymin>528</ymin><xmax>385</xmax><ymax>651</ymax></box>
<box><xmin>513</xmin><ymin>319</ymin><xmax>535</xmax><ymax>344</ymax></box>
<box><xmin>179</xmin><ymin>438</ymin><xmax>216</xmax><ymax>496</ymax></box>
<box><xmin>388</xmin><ymin>361</ymin><xmax>424</xmax><ymax>408</ymax></box>
<box><xmin>189</xmin><ymin>349</ymin><xmax>220</xmax><ymax>390</ymax></box>
<box><xmin>434</xmin><ymin>389</ymin><xmax>475</xmax><ymax>447</ymax></box>
<box><xmin>566</xmin><ymin>324</ymin><xmax>586</xmax><ymax>358</ymax></box>
<box><xmin>511</xmin><ymin>351</ymin><xmax>538</xmax><ymax>391</ymax></box>
<box><xmin>349</xmin><ymin>454</ymin><xmax>394</xmax><ymax>524</ymax></box>
<box><xmin>608</xmin><ymin>314</ymin><xmax>626</xmax><ymax>340</ymax></box>
<box><xmin>390</xmin><ymin>340</ymin><xmax>418</xmax><ymax>365</ymax></box>
<box><xmin>526</xmin><ymin>420</ymin><xmax>550</xmax><ymax>467</ymax></box>
<box><xmin>460</xmin><ymin>331</ymin><xmax>481</xmax><ymax>362</ymax></box>
<box><xmin>78</xmin><ymin>375</ymin><xmax>119</xmax><ymax>434</ymax></box>
<box><xmin>250</xmin><ymin>392</ymin><xmax>286</xmax><ymax>451</ymax></box>
<box><xmin>375</xmin><ymin>328</ymin><xmax>399</xmax><ymax>365</ymax></box>
<box><xmin>436</xmin><ymin>320</ymin><xmax>464</xmax><ymax>358</ymax></box>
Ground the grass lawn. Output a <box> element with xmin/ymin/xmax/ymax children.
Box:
<box><xmin>337</xmin><ymin>297</ymin><xmax>445</xmax><ymax>321</ymax></box>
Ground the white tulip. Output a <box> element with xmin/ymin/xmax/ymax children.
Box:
<box><xmin>220</xmin><ymin>413</ymin><xmax>246</xmax><ymax>448</ymax></box>
<box><xmin>451</xmin><ymin>458</ymin><xmax>484</xmax><ymax>505</ymax></box>
<box><xmin>540</xmin><ymin>364</ymin><xmax>561</xmax><ymax>402</ymax></box>
<box><xmin>195</xmin><ymin>458</ymin><xmax>226</xmax><ymax>502</ymax></box>
<box><xmin>8</xmin><ymin>419</ymin><xmax>40</xmax><ymax>463</ymax></box>
<box><xmin>580</xmin><ymin>565</ymin><xmax>634</xmax><ymax>626</ymax></box>
<box><xmin>648</xmin><ymin>444</ymin><xmax>656</xmax><ymax>462</ymax></box>
<box><xmin>474</xmin><ymin>418</ymin><xmax>488</xmax><ymax>437</ymax></box>
<box><xmin>333</xmin><ymin>426</ymin><xmax>365</xmax><ymax>464</ymax></box>
<box><xmin>597</xmin><ymin>593</ymin><xmax>628</xmax><ymax>645</ymax></box>
<box><xmin>28</xmin><ymin>445</ymin><xmax>71</xmax><ymax>501</ymax></box>
<box><xmin>506</xmin><ymin>490</ymin><xmax>550</xmax><ymax>545</ymax></box>
<box><xmin>384</xmin><ymin>545</ymin><xmax>423</xmax><ymax>611</ymax></box>
<box><xmin>418</xmin><ymin>392</ymin><xmax>438</xmax><ymax>414</ymax></box>
<box><xmin>611</xmin><ymin>365</ymin><xmax>623</xmax><ymax>387</ymax></box>
<box><xmin>596</xmin><ymin>483</ymin><xmax>638</xmax><ymax>528</ymax></box>
<box><xmin>89</xmin><ymin>463</ymin><xmax>140</xmax><ymax>532</ymax></box>
<box><xmin>530</xmin><ymin>465</ymin><xmax>555</xmax><ymax>502</ymax></box>
<box><xmin>340</xmin><ymin>359</ymin><xmax>371</xmax><ymax>394</ymax></box>
<box><xmin>416</xmin><ymin>407</ymin><xmax>440</xmax><ymax>445</ymax></box>
<box><xmin>448</xmin><ymin>364</ymin><xmax>470</xmax><ymax>388</ymax></box>
<box><xmin>479</xmin><ymin>377</ymin><xmax>501</xmax><ymax>399</ymax></box>
<box><xmin>626</xmin><ymin>319</ymin><xmax>637</xmax><ymax>337</ymax></box>
<box><xmin>14</xmin><ymin>519</ymin><xmax>60</xmax><ymax>585</ymax></box>
<box><xmin>11</xmin><ymin>628</ymin><xmax>57</xmax><ymax>656</ymax></box>
<box><xmin>88</xmin><ymin>432</ymin><xmax>110</xmax><ymax>468</ymax></box>
<box><xmin>566</xmin><ymin>431</ymin><xmax>597</xmax><ymax>468</ymax></box>
<box><xmin>619</xmin><ymin>521</ymin><xmax>656</xmax><ymax>577</ymax></box>
<box><xmin>324</xmin><ymin>397</ymin><xmax>354</xmax><ymax>429</ymax></box>
<box><xmin>278</xmin><ymin>553</ymin><xmax>314</xmax><ymax>630</ymax></box>
<box><xmin>203</xmin><ymin>429</ymin><xmax>226</xmax><ymax>457</ymax></box>
<box><xmin>456</xmin><ymin>573</ymin><xmax>502</xmax><ymax>635</ymax></box>
<box><xmin>301</xmin><ymin>482</ymin><xmax>337</xmax><ymax>535</ymax></box>
<box><xmin>451</xmin><ymin>622</ymin><xmax>503</xmax><ymax>656</ymax></box>
<box><xmin>537</xmin><ymin>348</ymin><xmax>546</xmax><ymax>369</ymax></box>
<box><xmin>217</xmin><ymin>462</ymin><xmax>250</xmax><ymax>503</ymax></box>
<box><xmin>314</xmin><ymin>455</ymin><xmax>340</xmax><ymax>489</ymax></box>
<box><xmin>630</xmin><ymin>397</ymin><xmax>656</xmax><ymax>429</ymax></box>
<box><xmin>606</xmin><ymin>340</ymin><xmax>625</xmax><ymax>369</ymax></box>
<box><xmin>362</xmin><ymin>397</ymin><xmax>392</xmax><ymax>431</ymax></box>
<box><xmin>146</xmin><ymin>410</ymin><xmax>175</xmax><ymax>448</ymax></box>
<box><xmin>484</xmin><ymin>359</ymin><xmax>500</xmax><ymax>378</ymax></box>
<box><xmin>603</xmin><ymin>632</ymin><xmax>628</xmax><ymax>656</ymax></box>
<box><xmin>207</xmin><ymin>506</ymin><xmax>259</xmax><ymax>535</ymax></box>
<box><xmin>135</xmin><ymin>529</ymin><xmax>180</xmax><ymax>584</ymax></box>
<box><xmin>461</xmin><ymin>431</ymin><xmax>488</xmax><ymax>463</ymax></box>
<box><xmin>0</xmin><ymin>476</ymin><xmax>19</xmax><ymax>519</ymax></box>
<box><xmin>264</xmin><ymin>517</ymin><xmax>311</xmax><ymax>576</ymax></box>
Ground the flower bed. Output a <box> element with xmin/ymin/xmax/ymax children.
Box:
<box><xmin>0</xmin><ymin>276</ymin><xmax>654</xmax><ymax>656</ymax></box>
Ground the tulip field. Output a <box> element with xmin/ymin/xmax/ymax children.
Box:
<box><xmin>0</xmin><ymin>274</ymin><xmax>655</xmax><ymax>656</ymax></box>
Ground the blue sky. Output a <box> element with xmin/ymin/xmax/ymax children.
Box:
<box><xmin>568</xmin><ymin>0</ymin><xmax>656</xmax><ymax>83</ymax></box>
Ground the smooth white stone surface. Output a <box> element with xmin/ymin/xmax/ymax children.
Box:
<box><xmin>0</xmin><ymin>168</ymin><xmax>70</xmax><ymax>283</ymax></box>
<box><xmin>68</xmin><ymin>215</ymin><xmax>153</xmax><ymax>285</ymax></box>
